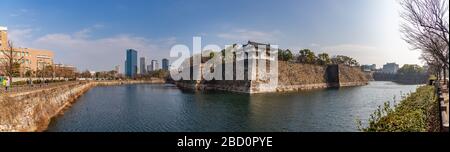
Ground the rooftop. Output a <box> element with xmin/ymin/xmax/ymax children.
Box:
<box><xmin>244</xmin><ymin>41</ymin><xmax>270</xmax><ymax>47</ymax></box>
<box><xmin>0</xmin><ymin>26</ymin><xmax>7</xmax><ymax>31</ymax></box>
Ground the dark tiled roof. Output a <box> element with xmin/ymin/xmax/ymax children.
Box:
<box><xmin>244</xmin><ymin>41</ymin><xmax>270</xmax><ymax>47</ymax></box>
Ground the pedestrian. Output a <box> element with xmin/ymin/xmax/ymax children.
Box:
<box><xmin>0</xmin><ymin>77</ymin><xmax>6</xmax><ymax>92</ymax></box>
<box><xmin>4</xmin><ymin>77</ymin><xmax>10</xmax><ymax>91</ymax></box>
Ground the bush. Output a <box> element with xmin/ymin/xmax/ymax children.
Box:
<box><xmin>358</xmin><ymin>85</ymin><xmax>440</xmax><ymax>132</ymax></box>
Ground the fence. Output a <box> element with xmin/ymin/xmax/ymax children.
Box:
<box><xmin>434</xmin><ymin>80</ymin><xmax>449</xmax><ymax>132</ymax></box>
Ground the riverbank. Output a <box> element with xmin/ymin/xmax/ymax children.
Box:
<box><xmin>176</xmin><ymin>62</ymin><xmax>368</xmax><ymax>94</ymax></box>
<box><xmin>0</xmin><ymin>79</ymin><xmax>164</xmax><ymax>132</ymax></box>
<box><xmin>360</xmin><ymin>85</ymin><xmax>440</xmax><ymax>132</ymax></box>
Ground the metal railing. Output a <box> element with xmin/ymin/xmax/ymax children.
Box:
<box><xmin>0</xmin><ymin>81</ymin><xmax>85</xmax><ymax>94</ymax></box>
<box><xmin>434</xmin><ymin>80</ymin><xmax>449</xmax><ymax>132</ymax></box>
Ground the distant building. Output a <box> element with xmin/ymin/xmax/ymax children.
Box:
<box><xmin>370</xmin><ymin>64</ymin><xmax>376</xmax><ymax>71</ymax></box>
<box><xmin>150</xmin><ymin>60</ymin><xmax>159</xmax><ymax>71</ymax></box>
<box><xmin>89</xmin><ymin>71</ymin><xmax>96</xmax><ymax>77</ymax></box>
<box><xmin>361</xmin><ymin>64</ymin><xmax>377</xmax><ymax>72</ymax></box>
<box><xmin>125</xmin><ymin>49</ymin><xmax>138</xmax><ymax>77</ymax></box>
<box><xmin>147</xmin><ymin>65</ymin><xmax>152</xmax><ymax>73</ymax></box>
<box><xmin>382</xmin><ymin>63</ymin><xmax>399</xmax><ymax>74</ymax></box>
<box><xmin>0</xmin><ymin>26</ymin><xmax>54</xmax><ymax>76</ymax></box>
<box><xmin>114</xmin><ymin>65</ymin><xmax>120</xmax><ymax>74</ymax></box>
<box><xmin>140</xmin><ymin>57</ymin><xmax>146</xmax><ymax>74</ymax></box>
<box><xmin>162</xmin><ymin>58</ymin><xmax>169</xmax><ymax>70</ymax></box>
<box><xmin>0</xmin><ymin>26</ymin><xmax>8</xmax><ymax>49</ymax></box>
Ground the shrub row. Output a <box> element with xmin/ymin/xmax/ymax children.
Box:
<box><xmin>359</xmin><ymin>85</ymin><xmax>440</xmax><ymax>132</ymax></box>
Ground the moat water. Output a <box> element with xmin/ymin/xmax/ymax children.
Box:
<box><xmin>47</xmin><ymin>81</ymin><xmax>419</xmax><ymax>132</ymax></box>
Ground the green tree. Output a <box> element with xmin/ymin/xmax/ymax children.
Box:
<box><xmin>284</xmin><ymin>49</ymin><xmax>293</xmax><ymax>61</ymax></box>
<box><xmin>331</xmin><ymin>55</ymin><xmax>359</xmax><ymax>66</ymax></box>
<box><xmin>298</xmin><ymin>49</ymin><xmax>316</xmax><ymax>64</ymax></box>
<box><xmin>278</xmin><ymin>49</ymin><xmax>293</xmax><ymax>61</ymax></box>
<box><xmin>209</xmin><ymin>52</ymin><xmax>215</xmax><ymax>59</ymax></box>
<box><xmin>398</xmin><ymin>64</ymin><xmax>425</xmax><ymax>74</ymax></box>
<box><xmin>317</xmin><ymin>53</ymin><xmax>331</xmax><ymax>65</ymax></box>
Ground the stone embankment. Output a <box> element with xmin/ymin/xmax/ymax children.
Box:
<box><xmin>176</xmin><ymin>61</ymin><xmax>368</xmax><ymax>94</ymax></box>
<box><xmin>0</xmin><ymin>79</ymin><xmax>164</xmax><ymax>132</ymax></box>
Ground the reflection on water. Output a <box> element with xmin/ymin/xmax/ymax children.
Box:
<box><xmin>47</xmin><ymin>81</ymin><xmax>418</xmax><ymax>132</ymax></box>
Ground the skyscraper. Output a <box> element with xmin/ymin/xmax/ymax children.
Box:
<box><xmin>162</xmin><ymin>58</ymin><xmax>169</xmax><ymax>71</ymax></box>
<box><xmin>147</xmin><ymin>65</ymin><xmax>152</xmax><ymax>73</ymax></box>
<box><xmin>140</xmin><ymin>57</ymin><xmax>146</xmax><ymax>74</ymax></box>
<box><xmin>151</xmin><ymin>60</ymin><xmax>159</xmax><ymax>71</ymax></box>
<box><xmin>125</xmin><ymin>49</ymin><xmax>138</xmax><ymax>77</ymax></box>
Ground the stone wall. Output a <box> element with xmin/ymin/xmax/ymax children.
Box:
<box><xmin>338</xmin><ymin>65</ymin><xmax>369</xmax><ymax>87</ymax></box>
<box><xmin>175</xmin><ymin>80</ymin><xmax>251</xmax><ymax>93</ymax></box>
<box><xmin>0</xmin><ymin>80</ymin><xmax>164</xmax><ymax>132</ymax></box>
<box><xmin>175</xmin><ymin>61</ymin><xmax>368</xmax><ymax>94</ymax></box>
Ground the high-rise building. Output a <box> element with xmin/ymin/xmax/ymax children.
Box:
<box><xmin>140</xmin><ymin>57</ymin><xmax>146</xmax><ymax>74</ymax></box>
<box><xmin>151</xmin><ymin>60</ymin><xmax>159</xmax><ymax>71</ymax></box>
<box><xmin>162</xmin><ymin>58</ymin><xmax>169</xmax><ymax>71</ymax></box>
<box><xmin>125</xmin><ymin>49</ymin><xmax>138</xmax><ymax>77</ymax></box>
<box><xmin>147</xmin><ymin>65</ymin><xmax>152</xmax><ymax>73</ymax></box>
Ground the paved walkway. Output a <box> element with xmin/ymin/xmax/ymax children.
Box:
<box><xmin>442</xmin><ymin>84</ymin><xmax>448</xmax><ymax>131</ymax></box>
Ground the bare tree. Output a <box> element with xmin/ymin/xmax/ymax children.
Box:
<box><xmin>400</xmin><ymin>0</ymin><xmax>449</xmax><ymax>84</ymax></box>
<box><xmin>0</xmin><ymin>40</ymin><xmax>25</xmax><ymax>83</ymax></box>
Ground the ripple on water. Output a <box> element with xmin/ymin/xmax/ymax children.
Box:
<box><xmin>47</xmin><ymin>82</ymin><xmax>419</xmax><ymax>132</ymax></box>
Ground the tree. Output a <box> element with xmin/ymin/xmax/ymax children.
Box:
<box><xmin>400</xmin><ymin>0</ymin><xmax>449</xmax><ymax>84</ymax></box>
<box><xmin>331</xmin><ymin>55</ymin><xmax>359</xmax><ymax>66</ymax></box>
<box><xmin>278</xmin><ymin>49</ymin><xmax>293</xmax><ymax>61</ymax></box>
<box><xmin>298</xmin><ymin>49</ymin><xmax>316</xmax><ymax>64</ymax></box>
<box><xmin>0</xmin><ymin>41</ymin><xmax>24</xmax><ymax>82</ymax></box>
<box><xmin>420</xmin><ymin>52</ymin><xmax>445</xmax><ymax>80</ymax></box>
<box><xmin>149</xmin><ymin>69</ymin><xmax>169</xmax><ymax>79</ymax></box>
<box><xmin>107</xmin><ymin>70</ymin><xmax>118</xmax><ymax>79</ymax></box>
<box><xmin>398</xmin><ymin>64</ymin><xmax>426</xmax><ymax>74</ymax></box>
<box><xmin>284</xmin><ymin>49</ymin><xmax>293</xmax><ymax>61</ymax></box>
<box><xmin>209</xmin><ymin>52</ymin><xmax>216</xmax><ymax>59</ymax></box>
<box><xmin>317</xmin><ymin>53</ymin><xmax>332</xmax><ymax>65</ymax></box>
<box><xmin>277</xmin><ymin>49</ymin><xmax>285</xmax><ymax>61</ymax></box>
<box><xmin>25</xmin><ymin>70</ymin><xmax>33</xmax><ymax>78</ymax></box>
<box><xmin>44</xmin><ymin>65</ymin><xmax>54</xmax><ymax>78</ymax></box>
<box><xmin>81</xmin><ymin>70</ymin><xmax>91</xmax><ymax>78</ymax></box>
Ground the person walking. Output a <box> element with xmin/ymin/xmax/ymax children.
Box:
<box><xmin>1</xmin><ymin>77</ymin><xmax>4</xmax><ymax>92</ymax></box>
<box><xmin>2</xmin><ymin>78</ymin><xmax>8</xmax><ymax>91</ymax></box>
<box><xmin>5</xmin><ymin>77</ymin><xmax>10</xmax><ymax>92</ymax></box>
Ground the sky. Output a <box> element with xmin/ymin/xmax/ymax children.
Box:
<box><xmin>1</xmin><ymin>0</ymin><xmax>423</xmax><ymax>72</ymax></box>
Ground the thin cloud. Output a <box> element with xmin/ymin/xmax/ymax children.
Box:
<box><xmin>11</xmin><ymin>26</ymin><xmax>176</xmax><ymax>72</ymax></box>
<box><xmin>310</xmin><ymin>43</ymin><xmax>320</xmax><ymax>47</ymax></box>
<box><xmin>217</xmin><ymin>28</ymin><xmax>281</xmax><ymax>43</ymax></box>
<box><xmin>8</xmin><ymin>28</ymin><xmax>34</xmax><ymax>46</ymax></box>
<box><xmin>9</xmin><ymin>9</ymin><xmax>29</xmax><ymax>17</ymax></box>
<box><xmin>320</xmin><ymin>44</ymin><xmax>386</xmax><ymax>65</ymax></box>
